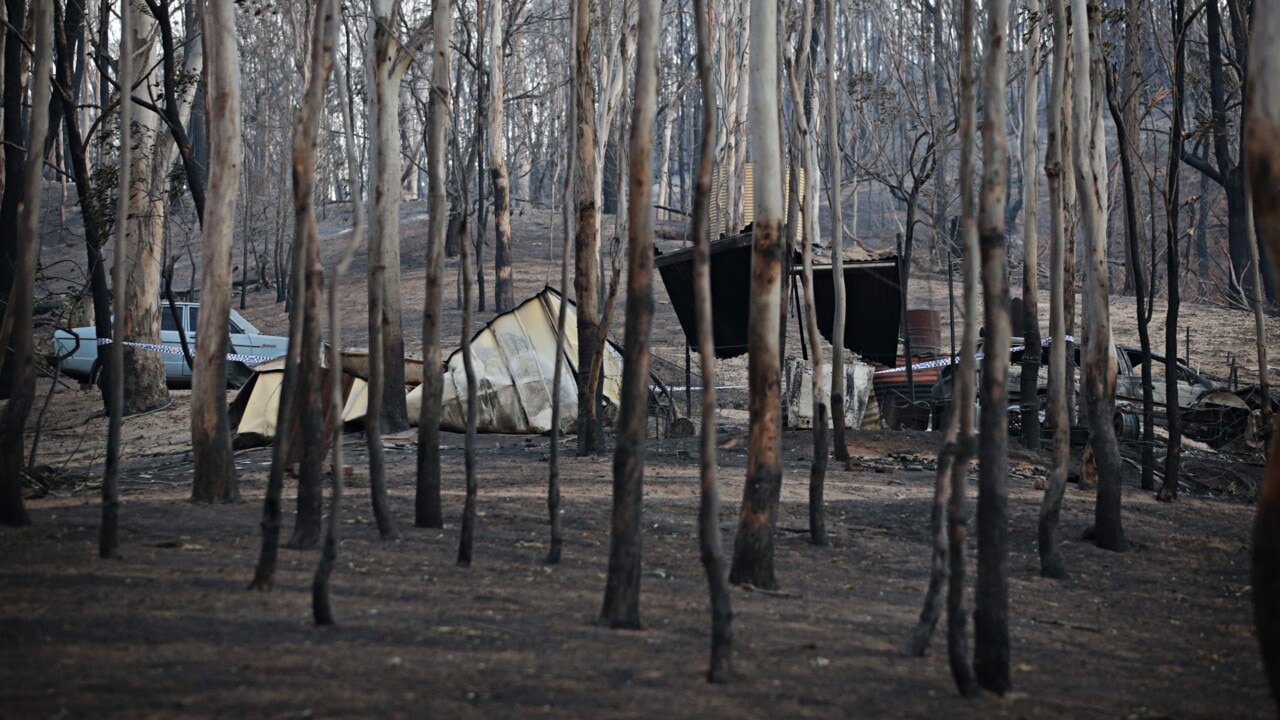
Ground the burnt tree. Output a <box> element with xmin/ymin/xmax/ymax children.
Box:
<box><xmin>600</xmin><ymin>0</ymin><xmax>659</xmax><ymax>630</ymax></box>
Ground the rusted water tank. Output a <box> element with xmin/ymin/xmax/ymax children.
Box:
<box><xmin>905</xmin><ymin>309</ymin><xmax>942</xmax><ymax>356</ymax></box>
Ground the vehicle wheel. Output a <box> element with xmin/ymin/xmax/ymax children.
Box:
<box><xmin>1114</xmin><ymin>411</ymin><xmax>1140</xmax><ymax>442</ymax></box>
<box><xmin>88</xmin><ymin>358</ymin><xmax>104</xmax><ymax>386</ymax></box>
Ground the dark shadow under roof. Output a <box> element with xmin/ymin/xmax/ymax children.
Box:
<box><xmin>655</xmin><ymin>232</ymin><xmax>902</xmax><ymax>365</ymax></box>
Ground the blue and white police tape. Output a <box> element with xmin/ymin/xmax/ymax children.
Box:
<box><xmin>873</xmin><ymin>334</ymin><xmax>1078</xmax><ymax>376</ymax></box>
<box><xmin>96</xmin><ymin>337</ymin><xmax>275</xmax><ymax>366</ymax></box>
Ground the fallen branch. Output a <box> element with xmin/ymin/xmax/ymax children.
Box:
<box><xmin>1030</xmin><ymin>616</ymin><xmax>1102</xmax><ymax>633</ymax></box>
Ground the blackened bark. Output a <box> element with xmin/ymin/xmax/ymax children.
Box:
<box><xmin>729</xmin><ymin>216</ymin><xmax>785</xmax><ymax>590</ymax></box>
<box><xmin>1161</xmin><ymin>0</ymin><xmax>1187</xmax><ymax>504</ymax></box>
<box><xmin>573</xmin><ymin>0</ymin><xmax>602</xmax><ymax>457</ymax></box>
<box><xmin>140</xmin><ymin>0</ymin><xmax>205</xmax><ymax>223</ymax></box>
<box><xmin>1039</xmin><ymin>0</ymin><xmax>1071</xmax><ymax>580</ymax></box>
<box><xmin>1105</xmin><ymin>69</ymin><xmax>1155</xmax><ymax>492</ymax></box>
<box><xmin>0</xmin><ymin>0</ymin><xmax>27</xmax><ymax>399</ymax></box>
<box><xmin>456</xmin><ymin>197</ymin><xmax>479</xmax><ymax>568</ymax></box>
<box><xmin>1244</xmin><ymin>7</ymin><xmax>1280</xmax><ymax>701</ymax></box>
<box><xmin>692</xmin><ymin>0</ymin><xmax>733</xmax><ymax>681</ymax></box>
<box><xmin>53</xmin><ymin>0</ymin><xmax>112</xmax><ymax>412</ymax></box>
<box><xmin>416</xmin><ymin>0</ymin><xmax>451</xmax><ymax>529</ymax></box>
<box><xmin>0</xmin><ymin>0</ymin><xmax>47</xmax><ymax>527</ymax></box>
<box><xmin>974</xmin><ymin>0</ymin><xmax>1012</xmax><ymax>694</ymax></box>
<box><xmin>100</xmin><ymin>0</ymin><xmax>130</xmax><ymax>555</ymax></box>
<box><xmin>730</xmin><ymin>0</ymin><xmax>784</xmax><ymax>591</ymax></box>
<box><xmin>601</xmin><ymin>0</ymin><xmax>659</xmax><ymax>629</ymax></box>
<box><xmin>825</xmin><ymin>0</ymin><xmax>849</xmax><ymax>464</ymax></box>
<box><xmin>250</xmin><ymin>0</ymin><xmax>336</xmax><ymax>586</ymax></box>
<box><xmin>288</xmin><ymin>234</ymin><xmax>326</xmax><ymax>551</ymax></box>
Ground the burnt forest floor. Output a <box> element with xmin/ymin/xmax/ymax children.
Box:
<box><xmin>5</xmin><ymin>203</ymin><xmax>1275</xmax><ymax>718</ymax></box>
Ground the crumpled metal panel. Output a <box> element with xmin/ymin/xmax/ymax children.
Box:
<box><xmin>406</xmin><ymin>287</ymin><xmax>622</xmax><ymax>434</ymax></box>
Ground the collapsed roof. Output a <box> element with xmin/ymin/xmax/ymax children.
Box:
<box><xmin>230</xmin><ymin>287</ymin><xmax>622</xmax><ymax>444</ymax></box>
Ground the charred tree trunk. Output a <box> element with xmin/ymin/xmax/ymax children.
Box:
<box><xmin>729</xmin><ymin>0</ymin><xmax>784</xmax><ymax>592</ymax></box>
<box><xmin>826</xmin><ymin>0</ymin><xmax>849</xmax><ymax>463</ymax></box>
<box><xmin>288</xmin><ymin>230</ymin><xmax>326</xmax><ymax>550</ymax></box>
<box><xmin>692</xmin><ymin>0</ymin><xmax>733</xmax><ymax>682</ymax></box>
<box><xmin>52</xmin><ymin>0</ymin><xmax>113</xmax><ymax>413</ymax></box>
<box><xmin>1038</xmin><ymin>0</ymin><xmax>1072</xmax><ymax>580</ymax></box>
<box><xmin>249</xmin><ymin>0</ymin><xmax>336</xmax><ymax>588</ymax></box>
<box><xmin>368</xmin><ymin>0</ymin><xmax>411</xmax><ymax>434</ymax></box>
<box><xmin>1019</xmin><ymin>0</ymin><xmax>1042</xmax><ymax>451</ymax></box>
<box><xmin>974</xmin><ymin>0</ymin><xmax>1012</xmax><ymax>694</ymax></box>
<box><xmin>600</xmin><ymin>0</ymin><xmax>658</xmax><ymax>629</ymax></box>
<box><xmin>489</xmin><ymin>0</ymin><xmax>513</xmax><ymax>312</ymax></box>
<box><xmin>314</xmin><ymin>0</ymin><xmax>361</xmax><ymax>623</ymax></box>
<box><xmin>1105</xmin><ymin>68</ymin><xmax>1154</xmax><ymax>492</ymax></box>
<box><xmin>785</xmin><ymin>0</ymin><xmax>827</xmax><ymax>547</ymax></box>
<box><xmin>545</xmin><ymin>76</ymin><xmax>575</xmax><ymax>567</ymax></box>
<box><xmin>416</xmin><ymin>0</ymin><xmax>451</xmax><ymax>529</ymax></box>
<box><xmin>190</xmin><ymin>0</ymin><xmax>241</xmax><ymax>505</ymax></box>
<box><xmin>913</xmin><ymin>0</ymin><xmax>981</xmax><ymax>695</ymax></box>
<box><xmin>1072</xmin><ymin>0</ymin><xmax>1126</xmax><ymax>550</ymax></box>
<box><xmin>99</xmin><ymin>0</ymin><xmax>132</xmax><ymax>554</ymax></box>
<box><xmin>456</xmin><ymin>193</ymin><xmax>479</xmax><ymax>568</ymax></box>
<box><xmin>1160</xmin><ymin>0</ymin><xmax>1186</xmax><ymax>503</ymax></box>
<box><xmin>573</xmin><ymin>0</ymin><xmax>603</xmax><ymax>457</ymax></box>
<box><xmin>1244</xmin><ymin>5</ymin><xmax>1280</xmax><ymax>704</ymax></box>
<box><xmin>0</xmin><ymin>0</ymin><xmax>27</xmax><ymax>400</ymax></box>
<box><xmin>0</xmin><ymin>0</ymin><xmax>48</xmax><ymax>528</ymax></box>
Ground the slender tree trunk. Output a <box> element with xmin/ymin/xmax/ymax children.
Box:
<box><xmin>1160</xmin><ymin>0</ymin><xmax>1186</xmax><ymax>503</ymax></box>
<box><xmin>0</xmin><ymin>0</ymin><xmax>25</xmax><ymax>402</ymax></box>
<box><xmin>1038</xmin><ymin>0</ymin><xmax>1071</xmax><ymax>580</ymax></box>
<box><xmin>1246</xmin><ymin>197</ymin><xmax>1270</xmax><ymax>428</ymax></box>
<box><xmin>729</xmin><ymin>0</ymin><xmax>784</xmax><ymax>591</ymax></box>
<box><xmin>368</xmin><ymin>1</ymin><xmax>410</xmax><ymax>434</ymax></box>
<box><xmin>52</xmin><ymin>0</ymin><xmax>113</xmax><ymax>413</ymax></box>
<box><xmin>1071</xmin><ymin>0</ymin><xmax>1126</xmax><ymax>550</ymax></box>
<box><xmin>692</xmin><ymin>0</ymin><xmax>733</xmax><ymax>682</ymax></box>
<box><xmin>786</xmin><ymin>0</ymin><xmax>827</xmax><ymax>547</ymax></box>
<box><xmin>288</xmin><ymin>224</ymin><xmax>326</xmax><ymax>550</ymax></box>
<box><xmin>416</xmin><ymin>0</ymin><xmax>451</xmax><ymax>529</ymax></box>
<box><xmin>573</xmin><ymin>0</ymin><xmax>602</xmax><ymax>456</ymax></box>
<box><xmin>333</xmin><ymin>33</ymin><xmax>396</xmax><ymax>541</ymax></box>
<box><xmin>1105</xmin><ymin>68</ymin><xmax>1154</xmax><ymax>491</ymax></box>
<box><xmin>365</xmin><ymin>1</ymin><xmax>406</xmax><ymax>540</ymax></box>
<box><xmin>1019</xmin><ymin>0</ymin><xmax>1042</xmax><ymax>451</ymax></box>
<box><xmin>456</xmin><ymin>192</ymin><xmax>479</xmax><ymax>567</ymax></box>
<box><xmin>0</xmin><ymin>0</ymin><xmax>48</xmax><ymax>528</ymax></box>
<box><xmin>545</xmin><ymin>76</ymin><xmax>574</xmax><ymax>566</ymax></box>
<box><xmin>249</xmin><ymin>0</ymin><xmax>336</xmax><ymax>588</ymax></box>
<box><xmin>489</xmin><ymin>0</ymin><xmax>513</xmax><ymax>312</ymax></box>
<box><xmin>1244</xmin><ymin>7</ymin><xmax>1280</xmax><ymax>702</ymax></box>
<box><xmin>314</xmin><ymin>0</ymin><xmax>359</xmax><ymax>623</ymax></box>
<box><xmin>600</xmin><ymin>0</ymin><xmax>658</xmax><ymax>629</ymax></box>
<box><xmin>825</xmin><ymin>0</ymin><xmax>849</xmax><ymax>463</ymax></box>
<box><xmin>974</xmin><ymin>0</ymin><xmax>1012</xmax><ymax>694</ymax></box>
<box><xmin>99</xmin><ymin>0</ymin><xmax>133</xmax><ymax>553</ymax></box>
<box><xmin>943</xmin><ymin>0</ymin><xmax>981</xmax><ymax>696</ymax></box>
<box><xmin>190</xmin><ymin>0</ymin><xmax>241</xmax><ymax>505</ymax></box>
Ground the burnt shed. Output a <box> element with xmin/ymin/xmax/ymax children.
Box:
<box><xmin>654</xmin><ymin>231</ymin><xmax>902</xmax><ymax>365</ymax></box>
